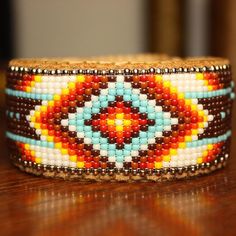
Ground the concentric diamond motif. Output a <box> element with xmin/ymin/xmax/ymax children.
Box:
<box><xmin>25</xmin><ymin>73</ymin><xmax>215</xmax><ymax>169</ymax></box>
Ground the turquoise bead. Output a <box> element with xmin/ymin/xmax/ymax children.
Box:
<box><xmin>117</xmin><ymin>89</ymin><xmax>124</xmax><ymax>95</ymax></box>
<box><xmin>139</xmin><ymin>107</ymin><xmax>147</xmax><ymax>113</ymax></box>
<box><xmin>92</xmin><ymin>137</ymin><xmax>99</xmax><ymax>144</ymax></box>
<box><xmin>101</xmin><ymin>144</ymin><xmax>108</xmax><ymax>150</ymax></box>
<box><xmin>108</xmin><ymin>88</ymin><xmax>116</xmax><ymax>95</ymax></box>
<box><xmin>108</xmin><ymin>150</ymin><xmax>115</xmax><ymax>156</ymax></box>
<box><xmin>116</xmin><ymin>156</ymin><xmax>124</xmax><ymax>162</ymax></box>
<box><xmin>123</xmin><ymin>95</ymin><xmax>131</xmax><ymax>101</ymax></box>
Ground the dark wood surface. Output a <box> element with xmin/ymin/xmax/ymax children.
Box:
<box><xmin>0</xmin><ymin>78</ymin><xmax>236</xmax><ymax>236</ymax></box>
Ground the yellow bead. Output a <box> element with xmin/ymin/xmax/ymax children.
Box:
<box><xmin>197</xmin><ymin>157</ymin><xmax>203</xmax><ymax>164</ymax></box>
<box><xmin>31</xmin><ymin>150</ymin><xmax>35</xmax><ymax>156</ymax></box>
<box><xmin>208</xmin><ymin>86</ymin><xmax>213</xmax><ymax>91</ymax></box>
<box><xmin>196</xmin><ymin>73</ymin><xmax>203</xmax><ymax>80</ymax></box>
<box><xmin>204</xmin><ymin>80</ymin><xmax>208</xmax><ymax>86</ymax></box>
<box><xmin>185</xmin><ymin>99</ymin><xmax>191</xmax><ymax>106</ymax></box>
<box><xmin>207</xmin><ymin>144</ymin><xmax>213</xmax><ymax>150</ymax></box>
<box><xmin>62</xmin><ymin>88</ymin><xmax>69</xmax><ymax>95</ymax></box>
<box><xmin>154</xmin><ymin>161</ymin><xmax>162</xmax><ymax>169</ymax></box>
<box><xmin>178</xmin><ymin>93</ymin><xmax>185</xmax><ymax>99</ymax></box>
<box><xmin>107</xmin><ymin>119</ymin><xmax>115</xmax><ymax>125</ymax></box>
<box><xmin>163</xmin><ymin>81</ymin><xmax>170</xmax><ymax>87</ymax></box>
<box><xmin>192</xmin><ymin>129</ymin><xmax>198</xmax><ymax>135</ymax></box>
<box><xmin>123</xmin><ymin>119</ymin><xmax>131</xmax><ymax>126</ymax></box>
<box><xmin>47</xmin><ymin>136</ymin><xmax>53</xmax><ymax>142</ymax></box>
<box><xmin>35</xmin><ymin>157</ymin><xmax>42</xmax><ymax>164</ymax></box>
<box><xmin>77</xmin><ymin>161</ymin><xmax>85</xmax><ymax>168</ymax></box>
<box><xmin>26</xmin><ymin>87</ymin><xmax>31</xmax><ymax>92</ymax></box>
<box><xmin>170</xmin><ymin>149</ymin><xmax>177</xmax><ymax>156</ymax></box>
<box><xmin>34</xmin><ymin>123</ymin><xmax>40</xmax><ymax>129</ymax></box>
<box><xmin>54</xmin><ymin>94</ymin><xmax>60</xmax><ymax>101</ymax></box>
<box><xmin>48</xmin><ymin>101</ymin><xmax>54</xmax><ymax>106</ymax></box>
<box><xmin>24</xmin><ymin>143</ymin><xmax>30</xmax><ymax>150</ymax></box>
<box><xmin>61</xmin><ymin>149</ymin><xmax>68</xmax><ymax>155</ymax></box>
<box><xmin>204</xmin><ymin>116</ymin><xmax>208</xmax><ymax>121</ymax></box>
<box><xmin>34</xmin><ymin>111</ymin><xmax>40</xmax><ymax>118</ymax></box>
<box><xmin>185</xmin><ymin>136</ymin><xmax>192</xmax><ymax>142</ymax></box>
<box><xmin>41</xmin><ymin>129</ymin><xmax>48</xmax><ymax>136</ymax></box>
<box><xmin>191</xmin><ymin>105</ymin><xmax>197</xmax><ymax>110</ymax></box>
<box><xmin>154</xmin><ymin>75</ymin><xmax>162</xmax><ymax>82</ymax></box>
<box><xmin>170</xmin><ymin>87</ymin><xmax>177</xmax><ymax>93</ymax></box>
<box><xmin>70</xmin><ymin>155</ymin><xmax>77</xmax><ymax>162</ymax></box>
<box><xmin>30</xmin><ymin>116</ymin><xmax>35</xmax><ymax>122</ymax></box>
<box><xmin>116</xmin><ymin>113</ymin><xmax>124</xmax><ymax>119</ymax></box>
<box><xmin>30</xmin><ymin>81</ymin><xmax>35</xmax><ymax>87</ymax></box>
<box><xmin>76</xmin><ymin>75</ymin><xmax>85</xmax><ymax>82</ymax></box>
<box><xmin>68</xmin><ymin>82</ymin><xmax>75</xmax><ymax>89</ymax></box>
<box><xmin>198</xmin><ymin>123</ymin><xmax>204</xmax><ymax>128</ymax></box>
<box><xmin>55</xmin><ymin>142</ymin><xmax>62</xmax><ymax>149</ymax></box>
<box><xmin>198</xmin><ymin>111</ymin><xmax>204</xmax><ymax>116</ymax></box>
<box><xmin>203</xmin><ymin>150</ymin><xmax>208</xmax><ymax>156</ymax></box>
<box><xmin>34</xmin><ymin>75</ymin><xmax>42</xmax><ymax>82</ymax></box>
<box><xmin>116</xmin><ymin>126</ymin><xmax>123</xmax><ymax>131</ymax></box>
<box><xmin>40</xmin><ymin>106</ymin><xmax>47</xmax><ymax>112</ymax></box>
<box><xmin>179</xmin><ymin>142</ymin><xmax>186</xmax><ymax>149</ymax></box>
<box><xmin>163</xmin><ymin>155</ymin><xmax>171</xmax><ymax>162</ymax></box>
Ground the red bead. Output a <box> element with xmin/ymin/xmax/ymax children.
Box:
<box><xmin>93</xmin><ymin>76</ymin><xmax>100</xmax><ymax>83</ymax></box>
<box><xmin>191</xmin><ymin>116</ymin><xmax>198</xmax><ymax>123</ymax></box>
<box><xmin>100</xmin><ymin>114</ymin><xmax>107</xmax><ymax>119</ymax></box>
<box><xmin>123</xmin><ymin>131</ymin><xmax>131</xmax><ymax>138</ymax></box>
<box><xmin>123</xmin><ymin>107</ymin><xmax>131</xmax><ymax>113</ymax></box>
<box><xmin>116</xmin><ymin>102</ymin><xmax>124</xmax><ymax>108</ymax></box>
<box><xmin>83</xmin><ymin>82</ymin><xmax>91</xmax><ymax>88</ymax></box>
<box><xmin>139</xmin><ymin>162</ymin><xmax>146</xmax><ymax>169</ymax></box>
<box><xmin>92</xmin><ymin>161</ymin><xmax>100</xmax><ymax>168</ymax></box>
<box><xmin>116</xmin><ymin>137</ymin><xmax>124</xmax><ymax>144</ymax></box>
<box><xmin>100</xmin><ymin>125</ymin><xmax>107</xmax><ymax>132</ymax></box>
<box><xmin>155</xmin><ymin>149</ymin><xmax>162</xmax><ymax>156</ymax></box>
<box><xmin>68</xmin><ymin>94</ymin><xmax>76</xmax><ymax>101</ymax></box>
<box><xmin>108</xmin><ymin>107</ymin><xmax>115</xmax><ymax>114</ymax></box>
<box><xmin>148</xmin><ymin>156</ymin><xmax>155</xmax><ymax>162</ymax></box>
<box><xmin>92</xmin><ymin>120</ymin><xmax>99</xmax><ymax>126</ymax></box>
<box><xmin>131</xmin><ymin>113</ymin><xmax>139</xmax><ymax>119</ymax></box>
<box><xmin>139</xmin><ymin>119</ymin><xmax>147</xmax><ymax>125</ymax></box>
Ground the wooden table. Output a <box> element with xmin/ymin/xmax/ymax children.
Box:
<box><xmin>0</xmin><ymin>77</ymin><xmax>236</xmax><ymax>236</ymax></box>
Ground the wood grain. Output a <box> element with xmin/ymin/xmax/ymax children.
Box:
<box><xmin>0</xmin><ymin>70</ymin><xmax>236</xmax><ymax>236</ymax></box>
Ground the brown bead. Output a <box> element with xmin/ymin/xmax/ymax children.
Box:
<box><xmin>61</xmin><ymin>107</ymin><xmax>68</xmax><ymax>113</ymax></box>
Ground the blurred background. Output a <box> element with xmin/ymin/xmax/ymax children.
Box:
<box><xmin>0</xmin><ymin>0</ymin><xmax>236</xmax><ymax>105</ymax></box>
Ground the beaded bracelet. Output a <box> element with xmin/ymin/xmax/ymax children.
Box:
<box><xmin>6</xmin><ymin>55</ymin><xmax>234</xmax><ymax>181</ymax></box>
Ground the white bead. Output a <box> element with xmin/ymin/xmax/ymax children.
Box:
<box><xmin>148</xmin><ymin>138</ymin><xmax>155</xmax><ymax>144</ymax></box>
<box><xmin>124</xmin><ymin>82</ymin><xmax>131</xmax><ymax>89</ymax></box>
<box><xmin>68</xmin><ymin>113</ymin><xmax>76</xmax><ymax>119</ymax></box>
<box><xmin>85</xmin><ymin>101</ymin><xmax>92</xmax><ymax>107</ymax></box>
<box><xmin>131</xmin><ymin>150</ymin><xmax>138</xmax><ymax>156</ymax></box>
<box><xmin>148</xmin><ymin>100</ymin><xmax>156</xmax><ymax>106</ymax></box>
<box><xmin>108</xmin><ymin>156</ymin><xmax>116</xmax><ymax>162</ymax></box>
<box><xmin>132</xmin><ymin>89</ymin><xmax>140</xmax><ymax>94</ymax></box>
<box><xmin>171</xmin><ymin>118</ymin><xmax>178</xmax><ymax>125</ymax></box>
<box><xmin>115</xmin><ymin>162</ymin><xmax>123</xmax><ymax>169</ymax></box>
<box><xmin>140</xmin><ymin>144</ymin><xmax>147</xmax><ymax>150</ymax></box>
<box><xmin>116</xmin><ymin>75</ymin><xmax>124</xmax><ymax>83</ymax></box>
<box><xmin>70</xmin><ymin>162</ymin><xmax>76</xmax><ymax>168</ymax></box>
<box><xmin>155</xmin><ymin>132</ymin><xmax>162</xmax><ymax>137</ymax></box>
<box><xmin>124</xmin><ymin>156</ymin><xmax>132</xmax><ymax>162</ymax></box>
<box><xmin>100</xmin><ymin>150</ymin><xmax>108</xmax><ymax>156</ymax></box>
<box><xmin>163</xmin><ymin>125</ymin><xmax>171</xmax><ymax>131</ymax></box>
<box><xmin>77</xmin><ymin>133</ymin><xmax>84</xmax><ymax>138</ymax></box>
<box><xmin>139</xmin><ymin>94</ymin><xmax>147</xmax><ymax>100</ymax></box>
<box><xmin>155</xmin><ymin>106</ymin><xmax>162</xmax><ymax>112</ymax></box>
<box><xmin>208</xmin><ymin>115</ymin><xmax>214</xmax><ymax>121</ymax></box>
<box><xmin>93</xmin><ymin>144</ymin><xmax>100</xmax><ymax>149</ymax></box>
<box><xmin>84</xmin><ymin>138</ymin><xmax>92</xmax><ymax>144</ymax></box>
<box><xmin>100</xmin><ymin>89</ymin><xmax>108</xmax><ymax>95</ymax></box>
<box><xmin>63</xmin><ymin>161</ymin><xmax>69</xmax><ymax>167</ymax></box>
<box><xmin>40</xmin><ymin>135</ymin><xmax>46</xmax><ymax>141</ymax></box>
<box><xmin>61</xmin><ymin>119</ymin><xmax>69</xmax><ymax>126</ymax></box>
<box><xmin>163</xmin><ymin>162</ymin><xmax>169</xmax><ymax>168</ymax></box>
<box><xmin>77</xmin><ymin>108</ymin><xmax>83</xmax><ymax>113</ymax></box>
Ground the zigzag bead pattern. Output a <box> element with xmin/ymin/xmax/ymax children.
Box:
<box><xmin>6</xmin><ymin>55</ymin><xmax>234</xmax><ymax>181</ymax></box>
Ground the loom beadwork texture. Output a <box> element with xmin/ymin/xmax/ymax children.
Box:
<box><xmin>6</xmin><ymin>57</ymin><xmax>234</xmax><ymax>181</ymax></box>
